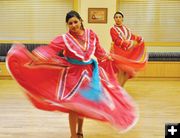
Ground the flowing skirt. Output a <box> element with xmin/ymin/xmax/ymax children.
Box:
<box><xmin>110</xmin><ymin>42</ymin><xmax>148</xmax><ymax>77</ymax></box>
<box><xmin>6</xmin><ymin>44</ymin><xmax>138</xmax><ymax>132</ymax></box>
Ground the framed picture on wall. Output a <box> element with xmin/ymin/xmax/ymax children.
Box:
<box><xmin>88</xmin><ymin>8</ymin><xmax>108</xmax><ymax>23</ymax></box>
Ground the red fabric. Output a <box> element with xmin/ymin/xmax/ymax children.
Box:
<box><xmin>110</xmin><ymin>25</ymin><xmax>148</xmax><ymax>77</ymax></box>
<box><xmin>6</xmin><ymin>29</ymin><xmax>138</xmax><ymax>132</ymax></box>
<box><xmin>110</xmin><ymin>25</ymin><xmax>136</xmax><ymax>50</ymax></box>
<box><xmin>49</xmin><ymin>29</ymin><xmax>107</xmax><ymax>62</ymax></box>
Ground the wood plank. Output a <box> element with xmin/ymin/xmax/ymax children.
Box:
<box><xmin>1</xmin><ymin>61</ymin><xmax>180</xmax><ymax>80</ymax></box>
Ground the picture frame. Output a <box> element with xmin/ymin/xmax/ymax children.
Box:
<box><xmin>88</xmin><ymin>8</ymin><xmax>108</xmax><ymax>23</ymax></box>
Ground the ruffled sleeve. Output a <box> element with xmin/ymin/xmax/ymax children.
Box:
<box><xmin>32</xmin><ymin>35</ymin><xmax>66</xmax><ymax>63</ymax></box>
<box><xmin>110</xmin><ymin>27</ymin><xmax>131</xmax><ymax>50</ymax></box>
<box><xmin>48</xmin><ymin>35</ymin><xmax>66</xmax><ymax>54</ymax></box>
<box><xmin>110</xmin><ymin>27</ymin><xmax>121</xmax><ymax>46</ymax></box>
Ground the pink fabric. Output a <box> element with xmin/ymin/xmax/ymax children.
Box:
<box><xmin>6</xmin><ymin>29</ymin><xmax>138</xmax><ymax>132</ymax></box>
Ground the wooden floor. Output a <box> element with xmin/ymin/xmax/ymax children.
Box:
<box><xmin>0</xmin><ymin>79</ymin><xmax>180</xmax><ymax>138</ymax></box>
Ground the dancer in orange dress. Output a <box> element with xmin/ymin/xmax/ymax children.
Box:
<box><xmin>110</xmin><ymin>11</ymin><xmax>147</xmax><ymax>87</ymax></box>
<box><xmin>7</xmin><ymin>10</ymin><xmax>138</xmax><ymax>138</ymax></box>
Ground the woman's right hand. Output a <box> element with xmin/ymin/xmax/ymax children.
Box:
<box><xmin>123</xmin><ymin>40</ymin><xmax>137</xmax><ymax>50</ymax></box>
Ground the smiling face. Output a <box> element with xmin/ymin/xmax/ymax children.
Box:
<box><xmin>67</xmin><ymin>16</ymin><xmax>82</xmax><ymax>34</ymax></box>
<box><xmin>114</xmin><ymin>13</ymin><xmax>123</xmax><ymax>26</ymax></box>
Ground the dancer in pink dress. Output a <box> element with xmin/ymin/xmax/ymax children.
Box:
<box><xmin>7</xmin><ymin>10</ymin><xmax>138</xmax><ymax>138</ymax></box>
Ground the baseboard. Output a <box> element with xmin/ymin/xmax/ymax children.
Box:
<box><xmin>136</xmin><ymin>61</ymin><xmax>180</xmax><ymax>78</ymax></box>
<box><xmin>0</xmin><ymin>76</ymin><xmax>12</xmax><ymax>80</ymax></box>
<box><xmin>0</xmin><ymin>62</ymin><xmax>10</xmax><ymax>79</ymax></box>
<box><xmin>131</xmin><ymin>77</ymin><xmax>180</xmax><ymax>81</ymax></box>
<box><xmin>1</xmin><ymin>62</ymin><xmax>180</xmax><ymax>80</ymax></box>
